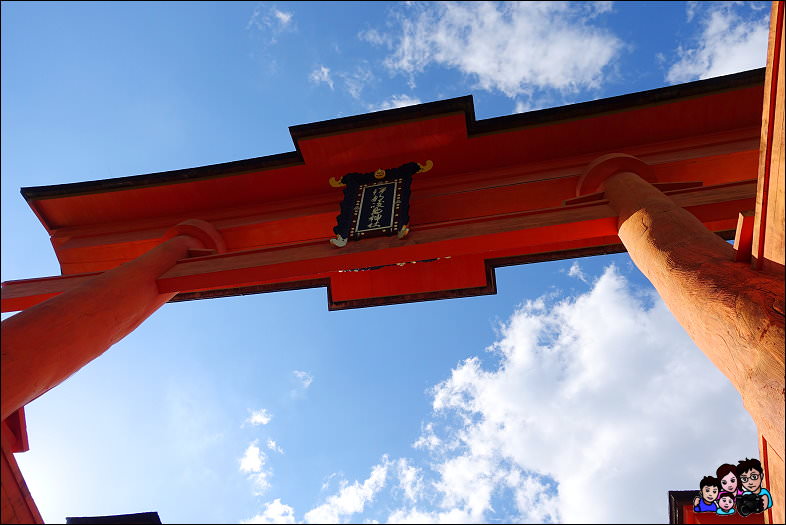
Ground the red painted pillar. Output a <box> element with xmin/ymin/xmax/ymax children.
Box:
<box><xmin>0</xmin><ymin>220</ymin><xmax>225</xmax><ymax>422</ymax></box>
<box><xmin>1</xmin><ymin>419</ymin><xmax>43</xmax><ymax>523</ymax></box>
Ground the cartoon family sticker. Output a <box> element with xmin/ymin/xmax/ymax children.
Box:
<box><xmin>693</xmin><ymin>458</ymin><xmax>774</xmax><ymax>516</ymax></box>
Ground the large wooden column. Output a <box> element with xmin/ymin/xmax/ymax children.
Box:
<box><xmin>0</xmin><ymin>219</ymin><xmax>225</xmax><ymax>422</ymax></box>
<box><xmin>754</xmin><ymin>3</ymin><xmax>785</xmax><ymax>523</ymax></box>
<box><xmin>578</xmin><ymin>152</ymin><xmax>784</xmax><ymax>521</ymax></box>
<box><xmin>602</xmin><ymin>165</ymin><xmax>783</xmax><ymax>452</ymax></box>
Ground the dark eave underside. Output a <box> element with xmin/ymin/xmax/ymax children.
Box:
<box><xmin>21</xmin><ymin>68</ymin><xmax>765</xmax><ymax>202</ymax></box>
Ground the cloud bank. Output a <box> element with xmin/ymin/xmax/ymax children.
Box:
<box><xmin>243</xmin><ymin>265</ymin><xmax>758</xmax><ymax>523</ymax></box>
<box><xmin>366</xmin><ymin>2</ymin><xmax>622</xmax><ymax>97</ymax></box>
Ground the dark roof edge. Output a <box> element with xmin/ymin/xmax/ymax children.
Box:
<box><xmin>21</xmin><ymin>68</ymin><xmax>765</xmax><ymax>202</ymax></box>
<box><xmin>289</xmin><ymin>95</ymin><xmax>475</xmax><ymax>143</ymax></box>
<box><xmin>470</xmin><ymin>67</ymin><xmax>764</xmax><ymax>135</ymax></box>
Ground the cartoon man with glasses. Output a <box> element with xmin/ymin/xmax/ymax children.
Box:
<box><xmin>737</xmin><ymin>458</ymin><xmax>773</xmax><ymax>512</ymax></box>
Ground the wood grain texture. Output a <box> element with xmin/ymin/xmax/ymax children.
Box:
<box><xmin>603</xmin><ymin>170</ymin><xmax>785</xmax><ymax>475</ymax></box>
<box><xmin>753</xmin><ymin>1</ymin><xmax>785</xmax><ymax>275</ymax></box>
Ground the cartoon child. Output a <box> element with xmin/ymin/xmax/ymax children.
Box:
<box><xmin>738</xmin><ymin>458</ymin><xmax>773</xmax><ymax>511</ymax></box>
<box><xmin>693</xmin><ymin>476</ymin><xmax>720</xmax><ymax>512</ymax></box>
<box><xmin>716</xmin><ymin>463</ymin><xmax>744</xmax><ymax>495</ymax></box>
<box><xmin>716</xmin><ymin>492</ymin><xmax>736</xmax><ymax>515</ymax></box>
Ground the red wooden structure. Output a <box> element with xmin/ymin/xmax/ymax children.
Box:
<box><xmin>2</xmin><ymin>4</ymin><xmax>783</xmax><ymax>518</ymax></box>
<box><xmin>1</xmin><ymin>69</ymin><xmax>765</xmax><ymax>312</ymax></box>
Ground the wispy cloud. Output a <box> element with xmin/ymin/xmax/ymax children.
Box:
<box><xmin>240</xmin><ymin>440</ymin><xmax>272</xmax><ymax>495</ymax></box>
<box><xmin>266</xmin><ymin>439</ymin><xmax>284</xmax><ymax>454</ymax></box>
<box><xmin>309</xmin><ymin>65</ymin><xmax>334</xmax><ymax>90</ymax></box>
<box><xmin>364</xmin><ymin>2</ymin><xmax>622</xmax><ymax>97</ymax></box>
<box><xmin>411</xmin><ymin>422</ymin><xmax>441</xmax><ymax>451</ymax></box>
<box><xmin>246</xmin><ymin>408</ymin><xmax>272</xmax><ymax>426</ymax></box>
<box><xmin>289</xmin><ymin>370</ymin><xmax>314</xmax><ymax>399</ymax></box>
<box><xmin>395</xmin><ymin>458</ymin><xmax>423</xmax><ymax>504</ymax></box>
<box><xmin>686</xmin><ymin>0</ymin><xmax>702</xmax><ymax>23</ymax></box>
<box><xmin>339</xmin><ymin>65</ymin><xmax>375</xmax><ymax>100</ymax></box>
<box><xmin>513</xmin><ymin>91</ymin><xmax>556</xmax><ymax>114</ymax></box>
<box><xmin>666</xmin><ymin>2</ymin><xmax>768</xmax><ymax>83</ymax></box>
<box><xmin>372</xmin><ymin>94</ymin><xmax>422</xmax><ymax>111</ymax></box>
<box><xmin>247</xmin><ymin>4</ymin><xmax>295</xmax><ymax>44</ymax></box>
<box><xmin>567</xmin><ymin>261</ymin><xmax>589</xmax><ymax>283</ymax></box>
<box><xmin>514</xmin><ymin>99</ymin><xmax>531</xmax><ymax>114</ymax></box>
<box><xmin>272</xmin><ymin>9</ymin><xmax>292</xmax><ymax>27</ymax></box>
<box><xmin>164</xmin><ymin>384</ymin><xmax>224</xmax><ymax>460</ymax></box>
<box><xmin>293</xmin><ymin>370</ymin><xmax>313</xmax><ymax>389</ymax></box>
<box><xmin>358</xmin><ymin>27</ymin><xmax>393</xmax><ymax>48</ymax></box>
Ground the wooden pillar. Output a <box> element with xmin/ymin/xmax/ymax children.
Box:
<box><xmin>599</xmin><ymin>166</ymin><xmax>784</xmax><ymax>454</ymax></box>
<box><xmin>577</xmin><ymin>151</ymin><xmax>784</xmax><ymax>521</ymax></box>
<box><xmin>0</xmin><ymin>219</ymin><xmax>225</xmax><ymax>422</ymax></box>
<box><xmin>755</xmin><ymin>3</ymin><xmax>785</xmax><ymax>523</ymax></box>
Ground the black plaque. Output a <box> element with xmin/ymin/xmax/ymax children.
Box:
<box><xmin>331</xmin><ymin>161</ymin><xmax>422</xmax><ymax>246</ymax></box>
<box><xmin>353</xmin><ymin>180</ymin><xmax>399</xmax><ymax>237</ymax></box>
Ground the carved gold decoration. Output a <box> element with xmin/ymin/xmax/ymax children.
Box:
<box><xmin>329</xmin><ymin>161</ymin><xmax>431</xmax><ymax>188</ymax></box>
<box><xmin>417</xmin><ymin>160</ymin><xmax>433</xmax><ymax>173</ymax></box>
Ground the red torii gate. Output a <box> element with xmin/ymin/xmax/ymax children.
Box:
<box><xmin>2</xmin><ymin>4</ymin><xmax>783</xmax><ymax>522</ymax></box>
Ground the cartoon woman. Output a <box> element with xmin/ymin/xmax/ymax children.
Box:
<box><xmin>716</xmin><ymin>464</ymin><xmax>744</xmax><ymax>496</ymax></box>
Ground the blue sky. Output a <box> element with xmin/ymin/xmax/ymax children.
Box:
<box><xmin>0</xmin><ymin>2</ymin><xmax>771</xmax><ymax>523</ymax></box>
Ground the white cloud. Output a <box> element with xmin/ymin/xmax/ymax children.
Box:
<box><xmin>339</xmin><ymin>65</ymin><xmax>375</xmax><ymax>100</ymax></box>
<box><xmin>246</xmin><ymin>264</ymin><xmax>758</xmax><ymax>523</ymax></box>
<box><xmin>513</xmin><ymin>99</ymin><xmax>530</xmax><ymax>114</ymax></box>
<box><xmin>273</xmin><ymin>9</ymin><xmax>293</xmax><ymax>27</ymax></box>
<box><xmin>513</xmin><ymin>92</ymin><xmax>557</xmax><ymax>114</ymax></box>
<box><xmin>358</xmin><ymin>28</ymin><xmax>393</xmax><ymax>48</ymax></box>
<box><xmin>240</xmin><ymin>442</ymin><xmax>265</xmax><ymax>473</ymax></box>
<box><xmin>418</xmin><ymin>264</ymin><xmax>758</xmax><ymax>522</ymax></box>
<box><xmin>589</xmin><ymin>1</ymin><xmax>614</xmax><ymax>17</ymax></box>
<box><xmin>240</xmin><ymin>440</ymin><xmax>272</xmax><ymax>494</ymax></box>
<box><xmin>309</xmin><ymin>65</ymin><xmax>334</xmax><ymax>90</ymax></box>
<box><xmin>267</xmin><ymin>439</ymin><xmax>284</xmax><ymax>454</ymax></box>
<box><xmin>667</xmin><ymin>3</ymin><xmax>769</xmax><ymax>82</ymax></box>
<box><xmin>293</xmin><ymin>370</ymin><xmax>313</xmax><ymax>389</ymax></box>
<box><xmin>412</xmin><ymin>422</ymin><xmax>441</xmax><ymax>451</ymax></box>
<box><xmin>247</xmin><ymin>408</ymin><xmax>272</xmax><ymax>426</ymax></box>
<box><xmin>373</xmin><ymin>94</ymin><xmax>422</xmax><ymax>111</ymax></box>
<box><xmin>242</xmin><ymin>499</ymin><xmax>296</xmax><ymax>524</ymax></box>
<box><xmin>396</xmin><ymin>459</ymin><xmax>422</xmax><ymax>503</ymax></box>
<box><xmin>368</xmin><ymin>2</ymin><xmax>622</xmax><ymax>97</ymax></box>
<box><xmin>304</xmin><ymin>458</ymin><xmax>391</xmax><ymax>524</ymax></box>
<box><xmin>567</xmin><ymin>261</ymin><xmax>589</xmax><ymax>283</ymax></box>
<box><xmin>686</xmin><ymin>0</ymin><xmax>701</xmax><ymax>22</ymax></box>
<box><xmin>247</xmin><ymin>4</ymin><xmax>295</xmax><ymax>43</ymax></box>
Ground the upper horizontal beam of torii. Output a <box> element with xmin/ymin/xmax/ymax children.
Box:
<box><xmin>2</xmin><ymin>68</ymin><xmax>765</xmax><ymax>311</ymax></box>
